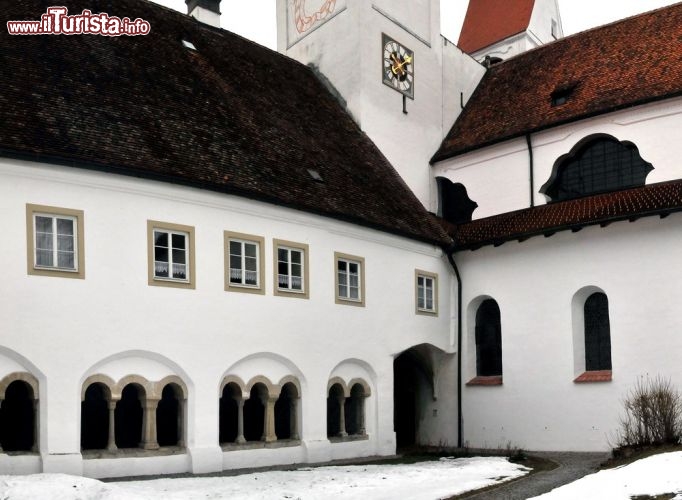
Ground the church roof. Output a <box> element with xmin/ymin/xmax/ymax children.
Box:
<box><xmin>0</xmin><ymin>0</ymin><xmax>450</xmax><ymax>246</ymax></box>
<box><xmin>435</xmin><ymin>3</ymin><xmax>682</xmax><ymax>162</ymax></box>
<box><xmin>446</xmin><ymin>179</ymin><xmax>682</xmax><ymax>250</ymax></box>
<box><xmin>457</xmin><ymin>0</ymin><xmax>535</xmax><ymax>54</ymax></box>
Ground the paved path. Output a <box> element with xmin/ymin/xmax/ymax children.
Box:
<box><xmin>460</xmin><ymin>452</ymin><xmax>610</xmax><ymax>500</ymax></box>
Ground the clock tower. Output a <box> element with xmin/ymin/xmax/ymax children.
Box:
<box><xmin>276</xmin><ymin>0</ymin><xmax>485</xmax><ymax>210</ymax></box>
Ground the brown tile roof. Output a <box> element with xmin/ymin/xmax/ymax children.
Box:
<box><xmin>458</xmin><ymin>0</ymin><xmax>535</xmax><ymax>54</ymax></box>
<box><xmin>435</xmin><ymin>3</ymin><xmax>682</xmax><ymax>162</ymax></box>
<box><xmin>0</xmin><ymin>0</ymin><xmax>450</xmax><ymax>246</ymax></box>
<box><xmin>448</xmin><ymin>179</ymin><xmax>682</xmax><ymax>250</ymax></box>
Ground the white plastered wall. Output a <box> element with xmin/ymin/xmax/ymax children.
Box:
<box><xmin>457</xmin><ymin>214</ymin><xmax>682</xmax><ymax>451</ymax></box>
<box><xmin>0</xmin><ymin>158</ymin><xmax>454</xmax><ymax>476</ymax></box>
<box><xmin>434</xmin><ymin>97</ymin><xmax>682</xmax><ymax>220</ymax></box>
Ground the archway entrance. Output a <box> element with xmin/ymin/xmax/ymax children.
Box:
<box><xmin>393</xmin><ymin>344</ymin><xmax>441</xmax><ymax>450</ymax></box>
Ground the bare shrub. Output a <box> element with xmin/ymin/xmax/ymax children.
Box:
<box><xmin>615</xmin><ymin>375</ymin><xmax>682</xmax><ymax>449</ymax></box>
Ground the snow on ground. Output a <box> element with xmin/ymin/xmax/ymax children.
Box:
<box><xmin>529</xmin><ymin>451</ymin><xmax>682</xmax><ymax>500</ymax></box>
<box><xmin>0</xmin><ymin>457</ymin><xmax>529</xmax><ymax>500</ymax></box>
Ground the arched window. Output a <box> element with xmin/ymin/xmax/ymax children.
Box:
<box><xmin>584</xmin><ymin>292</ymin><xmax>612</xmax><ymax>371</ymax></box>
<box><xmin>219</xmin><ymin>382</ymin><xmax>241</xmax><ymax>444</ymax></box>
<box><xmin>81</xmin><ymin>383</ymin><xmax>109</xmax><ymax>450</ymax></box>
<box><xmin>115</xmin><ymin>384</ymin><xmax>144</xmax><ymax>449</ymax></box>
<box><xmin>475</xmin><ymin>299</ymin><xmax>502</xmax><ymax>377</ymax></box>
<box><xmin>243</xmin><ymin>383</ymin><xmax>267</xmax><ymax>442</ymax></box>
<box><xmin>156</xmin><ymin>384</ymin><xmax>182</xmax><ymax>447</ymax></box>
<box><xmin>437</xmin><ymin>178</ymin><xmax>478</xmax><ymax>224</ymax></box>
<box><xmin>345</xmin><ymin>383</ymin><xmax>367</xmax><ymax>436</ymax></box>
<box><xmin>274</xmin><ymin>382</ymin><xmax>299</xmax><ymax>440</ymax></box>
<box><xmin>327</xmin><ymin>383</ymin><xmax>345</xmax><ymax>438</ymax></box>
<box><xmin>544</xmin><ymin>136</ymin><xmax>653</xmax><ymax>201</ymax></box>
<box><xmin>0</xmin><ymin>380</ymin><xmax>36</xmax><ymax>452</ymax></box>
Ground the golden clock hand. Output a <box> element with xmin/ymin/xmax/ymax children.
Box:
<box><xmin>390</xmin><ymin>54</ymin><xmax>412</xmax><ymax>76</ymax></box>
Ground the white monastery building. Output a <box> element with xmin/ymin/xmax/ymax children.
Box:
<box><xmin>0</xmin><ymin>0</ymin><xmax>681</xmax><ymax>478</ymax></box>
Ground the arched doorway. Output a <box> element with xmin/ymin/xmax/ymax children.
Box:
<box><xmin>393</xmin><ymin>345</ymin><xmax>441</xmax><ymax>450</ymax></box>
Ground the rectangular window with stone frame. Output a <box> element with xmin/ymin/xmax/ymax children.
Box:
<box><xmin>224</xmin><ymin>231</ymin><xmax>265</xmax><ymax>294</ymax></box>
<box><xmin>415</xmin><ymin>269</ymin><xmax>438</xmax><ymax>315</ymax></box>
<box><xmin>273</xmin><ymin>239</ymin><xmax>309</xmax><ymax>299</ymax></box>
<box><xmin>26</xmin><ymin>204</ymin><xmax>85</xmax><ymax>279</ymax></box>
<box><xmin>147</xmin><ymin>220</ymin><xmax>195</xmax><ymax>289</ymax></box>
<box><xmin>335</xmin><ymin>252</ymin><xmax>365</xmax><ymax>307</ymax></box>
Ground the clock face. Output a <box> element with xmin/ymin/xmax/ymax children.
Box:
<box><xmin>382</xmin><ymin>33</ymin><xmax>414</xmax><ymax>100</ymax></box>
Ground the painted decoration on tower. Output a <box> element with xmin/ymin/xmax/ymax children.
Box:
<box><xmin>382</xmin><ymin>33</ymin><xmax>414</xmax><ymax>99</ymax></box>
<box><xmin>287</xmin><ymin>0</ymin><xmax>346</xmax><ymax>46</ymax></box>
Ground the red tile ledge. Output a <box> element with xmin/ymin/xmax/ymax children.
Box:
<box><xmin>574</xmin><ymin>370</ymin><xmax>612</xmax><ymax>383</ymax></box>
<box><xmin>466</xmin><ymin>376</ymin><xmax>503</xmax><ymax>386</ymax></box>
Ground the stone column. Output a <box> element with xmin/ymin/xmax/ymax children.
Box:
<box><xmin>290</xmin><ymin>397</ymin><xmax>300</xmax><ymax>440</ymax></box>
<box><xmin>261</xmin><ymin>396</ymin><xmax>277</xmax><ymax>443</ymax></box>
<box><xmin>31</xmin><ymin>399</ymin><xmax>39</xmax><ymax>452</ymax></box>
<box><xmin>235</xmin><ymin>398</ymin><xmax>246</xmax><ymax>444</ymax></box>
<box><xmin>177</xmin><ymin>399</ymin><xmax>186</xmax><ymax>447</ymax></box>
<box><xmin>358</xmin><ymin>397</ymin><xmax>367</xmax><ymax>436</ymax></box>
<box><xmin>141</xmin><ymin>398</ymin><xmax>160</xmax><ymax>450</ymax></box>
<box><xmin>337</xmin><ymin>395</ymin><xmax>348</xmax><ymax>437</ymax></box>
<box><xmin>107</xmin><ymin>400</ymin><xmax>118</xmax><ymax>451</ymax></box>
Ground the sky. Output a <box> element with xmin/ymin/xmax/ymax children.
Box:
<box><xmin>150</xmin><ymin>0</ymin><xmax>680</xmax><ymax>50</ymax></box>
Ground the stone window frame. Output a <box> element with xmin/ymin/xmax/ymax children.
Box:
<box><xmin>26</xmin><ymin>203</ymin><xmax>85</xmax><ymax>279</ymax></box>
<box><xmin>147</xmin><ymin>220</ymin><xmax>196</xmax><ymax>290</ymax></box>
<box><xmin>415</xmin><ymin>269</ymin><xmax>438</xmax><ymax>316</ymax></box>
<box><xmin>334</xmin><ymin>252</ymin><xmax>365</xmax><ymax>307</ymax></box>
<box><xmin>273</xmin><ymin>239</ymin><xmax>310</xmax><ymax>299</ymax></box>
<box><xmin>224</xmin><ymin>231</ymin><xmax>266</xmax><ymax>295</ymax></box>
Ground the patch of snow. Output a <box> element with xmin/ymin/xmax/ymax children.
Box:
<box><xmin>0</xmin><ymin>457</ymin><xmax>529</xmax><ymax>500</ymax></box>
<box><xmin>529</xmin><ymin>451</ymin><xmax>682</xmax><ymax>500</ymax></box>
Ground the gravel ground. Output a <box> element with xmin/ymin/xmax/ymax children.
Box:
<box><xmin>459</xmin><ymin>451</ymin><xmax>610</xmax><ymax>500</ymax></box>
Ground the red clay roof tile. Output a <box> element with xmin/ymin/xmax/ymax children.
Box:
<box><xmin>0</xmin><ymin>0</ymin><xmax>450</xmax><ymax>246</ymax></box>
<box><xmin>458</xmin><ymin>0</ymin><xmax>535</xmax><ymax>53</ymax></box>
<box><xmin>448</xmin><ymin>180</ymin><xmax>682</xmax><ymax>250</ymax></box>
<box><xmin>436</xmin><ymin>3</ymin><xmax>682</xmax><ymax>162</ymax></box>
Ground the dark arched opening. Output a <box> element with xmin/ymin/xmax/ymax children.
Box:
<box><xmin>327</xmin><ymin>383</ymin><xmax>344</xmax><ymax>438</ymax></box>
<box><xmin>394</xmin><ymin>346</ymin><xmax>435</xmax><ymax>450</ymax></box>
<box><xmin>219</xmin><ymin>383</ymin><xmax>240</xmax><ymax>443</ymax></box>
<box><xmin>275</xmin><ymin>383</ymin><xmax>297</xmax><ymax>440</ymax></box>
<box><xmin>475</xmin><ymin>299</ymin><xmax>502</xmax><ymax>377</ymax></box>
<box><xmin>243</xmin><ymin>384</ymin><xmax>266</xmax><ymax>442</ymax></box>
<box><xmin>156</xmin><ymin>384</ymin><xmax>181</xmax><ymax>447</ymax></box>
<box><xmin>436</xmin><ymin>177</ymin><xmax>478</xmax><ymax>224</ymax></box>
<box><xmin>115</xmin><ymin>384</ymin><xmax>143</xmax><ymax>449</ymax></box>
<box><xmin>345</xmin><ymin>383</ymin><xmax>366</xmax><ymax>436</ymax></box>
<box><xmin>81</xmin><ymin>383</ymin><xmax>109</xmax><ymax>450</ymax></box>
<box><xmin>543</xmin><ymin>136</ymin><xmax>653</xmax><ymax>201</ymax></box>
<box><xmin>585</xmin><ymin>292</ymin><xmax>612</xmax><ymax>371</ymax></box>
<box><xmin>0</xmin><ymin>381</ymin><xmax>35</xmax><ymax>452</ymax></box>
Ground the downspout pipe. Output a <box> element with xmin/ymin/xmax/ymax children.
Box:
<box><xmin>526</xmin><ymin>133</ymin><xmax>535</xmax><ymax>208</ymax></box>
<box><xmin>445</xmin><ymin>244</ymin><xmax>463</xmax><ymax>448</ymax></box>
